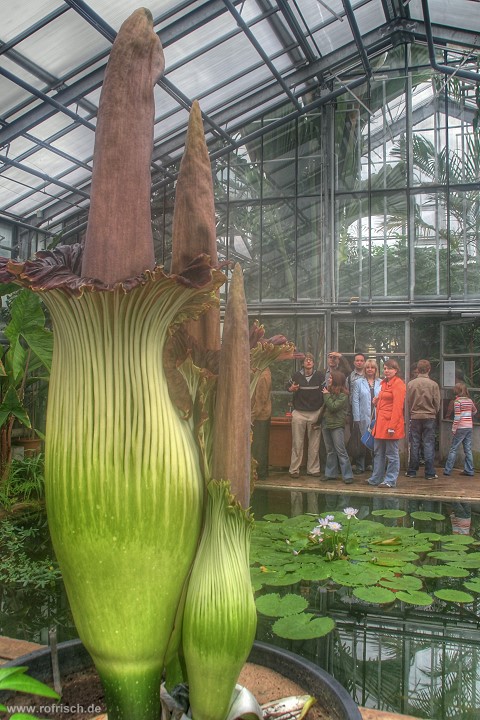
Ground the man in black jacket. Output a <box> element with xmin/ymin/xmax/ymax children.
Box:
<box><xmin>286</xmin><ymin>353</ymin><xmax>325</xmax><ymax>477</ymax></box>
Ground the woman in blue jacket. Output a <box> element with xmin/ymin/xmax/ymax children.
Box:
<box><xmin>351</xmin><ymin>359</ymin><xmax>381</xmax><ymax>472</ymax></box>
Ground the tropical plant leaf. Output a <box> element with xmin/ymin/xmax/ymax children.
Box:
<box><xmin>0</xmin><ymin>385</ymin><xmax>31</xmax><ymax>428</ymax></box>
<box><xmin>272</xmin><ymin>613</ymin><xmax>335</xmax><ymax>640</ymax></box>
<box><xmin>434</xmin><ymin>589</ymin><xmax>474</xmax><ymax>604</ymax></box>
<box><xmin>395</xmin><ymin>590</ymin><xmax>433</xmax><ymax>606</ymax></box>
<box><xmin>256</xmin><ymin>593</ymin><xmax>308</xmax><ymax>617</ymax></box>
<box><xmin>0</xmin><ymin>666</ymin><xmax>59</xmax><ymax>698</ymax></box>
<box><xmin>353</xmin><ymin>586</ymin><xmax>396</xmax><ymax>604</ymax></box>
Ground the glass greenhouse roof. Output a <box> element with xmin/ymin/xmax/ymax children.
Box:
<box><xmin>0</xmin><ymin>0</ymin><xmax>479</xmax><ymax>234</ymax></box>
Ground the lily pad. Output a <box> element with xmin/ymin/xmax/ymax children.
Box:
<box><xmin>434</xmin><ymin>589</ymin><xmax>474</xmax><ymax>604</ymax></box>
<box><xmin>427</xmin><ymin>551</ymin><xmax>467</xmax><ymax>561</ymax></box>
<box><xmin>299</xmin><ymin>562</ymin><xmax>331</xmax><ymax>581</ymax></box>
<box><xmin>371</xmin><ymin>509</ymin><xmax>407</xmax><ymax>518</ymax></box>
<box><xmin>464</xmin><ymin>578</ymin><xmax>480</xmax><ymax>593</ymax></box>
<box><xmin>414</xmin><ymin>565</ymin><xmax>461</xmax><ymax>578</ymax></box>
<box><xmin>447</xmin><ymin>557</ymin><xmax>480</xmax><ymax>569</ymax></box>
<box><xmin>256</xmin><ymin>593</ymin><xmax>308</xmax><ymax>618</ymax></box>
<box><xmin>272</xmin><ymin>613</ymin><xmax>335</xmax><ymax>640</ymax></box>
<box><xmin>442</xmin><ymin>535</ymin><xmax>474</xmax><ymax>545</ymax></box>
<box><xmin>379</xmin><ymin>575</ymin><xmax>423</xmax><ymax>591</ymax></box>
<box><xmin>415</xmin><ymin>532</ymin><xmax>442</xmax><ymax>541</ymax></box>
<box><xmin>262</xmin><ymin>569</ymin><xmax>304</xmax><ymax>586</ymax></box>
<box><xmin>396</xmin><ymin>590</ymin><xmax>433</xmax><ymax>606</ymax></box>
<box><xmin>441</xmin><ymin>565</ymin><xmax>470</xmax><ymax>578</ymax></box>
<box><xmin>353</xmin><ymin>586</ymin><xmax>396</xmax><ymax>604</ymax></box>
<box><xmin>410</xmin><ymin>511</ymin><xmax>445</xmax><ymax>521</ymax></box>
<box><xmin>262</xmin><ymin>514</ymin><xmax>289</xmax><ymax>522</ymax></box>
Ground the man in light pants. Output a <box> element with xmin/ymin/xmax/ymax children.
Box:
<box><xmin>286</xmin><ymin>353</ymin><xmax>325</xmax><ymax>477</ymax></box>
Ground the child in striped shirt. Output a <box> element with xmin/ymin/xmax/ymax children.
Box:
<box><xmin>443</xmin><ymin>382</ymin><xmax>477</xmax><ymax>477</ymax></box>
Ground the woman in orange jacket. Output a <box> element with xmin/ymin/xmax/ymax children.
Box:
<box><xmin>367</xmin><ymin>359</ymin><xmax>406</xmax><ymax>488</ymax></box>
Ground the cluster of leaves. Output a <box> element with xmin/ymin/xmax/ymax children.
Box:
<box><xmin>0</xmin><ymin>455</ymin><xmax>45</xmax><ymax>510</ymax></box>
<box><xmin>0</xmin><ymin>665</ymin><xmax>59</xmax><ymax>720</ymax></box>
<box><xmin>0</xmin><ymin>516</ymin><xmax>60</xmax><ymax>589</ymax></box>
<box><xmin>250</xmin><ymin>509</ymin><xmax>480</xmax><ymax>641</ymax></box>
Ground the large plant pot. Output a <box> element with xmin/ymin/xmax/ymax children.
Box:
<box><xmin>3</xmin><ymin>639</ymin><xmax>361</xmax><ymax>720</ymax></box>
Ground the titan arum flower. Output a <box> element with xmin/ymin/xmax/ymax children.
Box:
<box><xmin>0</xmin><ymin>8</ymin><xmax>294</xmax><ymax>720</ymax></box>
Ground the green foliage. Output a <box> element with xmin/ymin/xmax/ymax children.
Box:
<box><xmin>0</xmin><ymin>454</ymin><xmax>45</xmax><ymax>509</ymax></box>
<box><xmin>0</xmin><ymin>665</ymin><xmax>60</xmax><ymax>720</ymax></box>
<box><xmin>250</xmin><ymin>506</ymin><xmax>480</xmax><ymax>641</ymax></box>
<box><xmin>0</xmin><ymin>287</ymin><xmax>52</xmax><ymax>473</ymax></box>
<box><xmin>256</xmin><ymin>593</ymin><xmax>308</xmax><ymax>618</ymax></box>
<box><xmin>0</xmin><ymin>515</ymin><xmax>60</xmax><ymax>589</ymax></box>
<box><xmin>272</xmin><ymin>614</ymin><xmax>335</xmax><ymax>640</ymax></box>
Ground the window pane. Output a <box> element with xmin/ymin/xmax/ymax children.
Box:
<box><xmin>227</xmin><ymin>204</ymin><xmax>260</xmax><ymax>302</ymax></box>
<box><xmin>412</xmin><ymin>191</ymin><xmax>448</xmax><ymax>297</ymax></box>
<box><xmin>297</xmin><ymin>196</ymin><xmax>323</xmax><ymax>300</ymax></box>
<box><xmin>338</xmin><ymin>320</ymin><xmax>406</xmax><ymax>358</ymax></box>
<box><xmin>297</xmin><ymin>112</ymin><xmax>322</xmax><ymax>195</ymax></box>
<box><xmin>261</xmin><ymin>201</ymin><xmax>295</xmax><ymax>300</ymax></box>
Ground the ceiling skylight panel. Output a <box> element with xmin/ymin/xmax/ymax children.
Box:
<box><xmin>51</xmin><ymin>125</ymin><xmax>94</xmax><ymax>163</ymax></box>
<box><xmin>14</xmin><ymin>12</ymin><xmax>111</xmax><ymax>78</ymax></box>
<box><xmin>22</xmin><ymin>147</ymin><xmax>75</xmax><ymax>178</ymax></box>
<box><xmin>30</xmin><ymin>113</ymin><xmax>88</xmax><ymax>143</ymax></box>
<box><xmin>0</xmin><ymin>177</ymin><xmax>28</xmax><ymax>210</ymax></box>
<box><xmin>163</xmin><ymin>11</ymin><xmax>240</xmax><ymax>68</ymax></box>
<box><xmin>0</xmin><ymin>56</ymin><xmax>46</xmax><ymax>117</ymax></box>
<box><xmin>166</xmin><ymin>32</ymin><xmax>264</xmax><ymax>103</ymax></box>
<box><xmin>2</xmin><ymin>137</ymin><xmax>37</xmax><ymax>159</ymax></box>
<box><xmin>409</xmin><ymin>0</ymin><xmax>480</xmax><ymax>34</ymax></box>
<box><xmin>352</xmin><ymin>0</ymin><xmax>387</xmax><ymax>36</ymax></box>
<box><xmin>2</xmin><ymin>0</ymin><xmax>62</xmax><ymax>40</ymax></box>
<box><xmin>312</xmin><ymin>17</ymin><xmax>354</xmax><ymax>56</ymax></box>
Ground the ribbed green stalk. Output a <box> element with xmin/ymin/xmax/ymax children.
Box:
<box><xmin>42</xmin><ymin>275</ymin><xmax>214</xmax><ymax>720</ymax></box>
<box><xmin>182</xmin><ymin>480</ymin><xmax>257</xmax><ymax>720</ymax></box>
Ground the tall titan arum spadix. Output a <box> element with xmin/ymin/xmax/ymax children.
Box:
<box><xmin>0</xmin><ymin>9</ymin><xmax>223</xmax><ymax>720</ymax></box>
<box><xmin>0</xmin><ymin>8</ymin><xmax>294</xmax><ymax>720</ymax></box>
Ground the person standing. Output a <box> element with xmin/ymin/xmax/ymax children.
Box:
<box><xmin>405</xmin><ymin>359</ymin><xmax>441</xmax><ymax>480</ymax></box>
<box><xmin>443</xmin><ymin>382</ymin><xmax>477</xmax><ymax>477</ymax></box>
<box><xmin>321</xmin><ymin>371</ymin><xmax>354</xmax><ymax>484</ymax></box>
<box><xmin>367</xmin><ymin>359</ymin><xmax>406</xmax><ymax>488</ymax></box>
<box><xmin>352</xmin><ymin>359</ymin><xmax>381</xmax><ymax>472</ymax></box>
<box><xmin>286</xmin><ymin>353</ymin><xmax>324</xmax><ymax>478</ymax></box>
<box><xmin>251</xmin><ymin>367</ymin><xmax>272</xmax><ymax>481</ymax></box>
<box><xmin>348</xmin><ymin>352</ymin><xmax>366</xmax><ymax>473</ymax></box>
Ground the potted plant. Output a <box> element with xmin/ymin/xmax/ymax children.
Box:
<box><xmin>0</xmin><ymin>9</ymin><xmax>360</xmax><ymax>720</ymax></box>
<box><xmin>0</xmin><ymin>286</ymin><xmax>52</xmax><ymax>474</ymax></box>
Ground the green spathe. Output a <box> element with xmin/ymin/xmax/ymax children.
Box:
<box><xmin>42</xmin><ymin>273</ymin><xmax>218</xmax><ymax>720</ymax></box>
<box><xmin>183</xmin><ymin>480</ymin><xmax>257</xmax><ymax>720</ymax></box>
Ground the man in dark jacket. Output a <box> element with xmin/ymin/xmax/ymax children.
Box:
<box><xmin>405</xmin><ymin>359</ymin><xmax>441</xmax><ymax>480</ymax></box>
<box><xmin>286</xmin><ymin>353</ymin><xmax>325</xmax><ymax>477</ymax></box>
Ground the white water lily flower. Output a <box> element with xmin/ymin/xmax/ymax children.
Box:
<box><xmin>343</xmin><ymin>507</ymin><xmax>359</xmax><ymax>519</ymax></box>
<box><xmin>328</xmin><ymin>522</ymin><xmax>342</xmax><ymax>532</ymax></box>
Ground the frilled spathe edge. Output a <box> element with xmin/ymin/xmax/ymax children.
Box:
<box><xmin>0</xmin><ymin>244</ymin><xmax>225</xmax><ymax>297</ymax></box>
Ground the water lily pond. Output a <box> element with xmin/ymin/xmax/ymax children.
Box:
<box><xmin>2</xmin><ymin>499</ymin><xmax>480</xmax><ymax>718</ymax></box>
